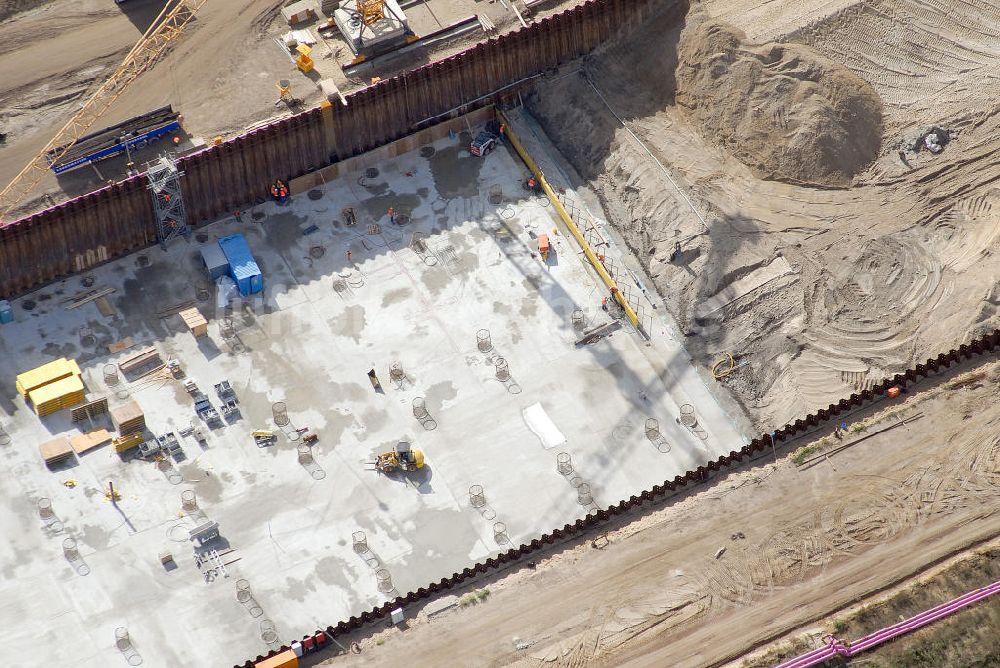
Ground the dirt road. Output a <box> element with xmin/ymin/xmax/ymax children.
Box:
<box><xmin>317</xmin><ymin>361</ymin><xmax>1000</xmax><ymax>667</ymax></box>
<box><xmin>0</xmin><ymin>0</ymin><xmax>578</xmax><ymax>218</ymax></box>
<box><xmin>0</xmin><ymin>0</ymin><xmax>293</xmax><ymax>212</ymax></box>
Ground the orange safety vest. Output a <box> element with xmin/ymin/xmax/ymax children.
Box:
<box><xmin>527</xmin><ymin>178</ymin><xmax>536</xmax><ymax>187</ymax></box>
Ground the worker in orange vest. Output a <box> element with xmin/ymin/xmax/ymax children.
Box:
<box><xmin>271</xmin><ymin>180</ymin><xmax>289</xmax><ymax>204</ymax></box>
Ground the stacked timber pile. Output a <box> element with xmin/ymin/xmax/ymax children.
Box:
<box><xmin>117</xmin><ymin>346</ymin><xmax>162</xmax><ymax>379</ymax></box>
<box><xmin>111</xmin><ymin>400</ymin><xmax>145</xmax><ymax>436</ymax></box>
<box><xmin>39</xmin><ymin>437</ymin><xmax>74</xmax><ymax>467</ymax></box>
<box><xmin>16</xmin><ymin>358</ymin><xmax>87</xmax><ymax>417</ymax></box>
<box><xmin>30</xmin><ymin>376</ymin><xmax>86</xmax><ymax>416</ymax></box>
<box><xmin>16</xmin><ymin>357</ymin><xmax>81</xmax><ymax>398</ymax></box>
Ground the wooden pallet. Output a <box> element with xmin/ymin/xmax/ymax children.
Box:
<box><xmin>70</xmin><ymin>429</ymin><xmax>112</xmax><ymax>454</ymax></box>
<box><xmin>71</xmin><ymin>396</ymin><xmax>109</xmax><ymax>422</ymax></box>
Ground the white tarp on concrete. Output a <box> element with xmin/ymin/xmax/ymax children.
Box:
<box><xmin>523</xmin><ymin>402</ymin><xmax>566</xmax><ymax>449</ymax></box>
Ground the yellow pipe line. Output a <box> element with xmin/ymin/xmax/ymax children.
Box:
<box><xmin>496</xmin><ymin>109</ymin><xmax>642</xmax><ymax>332</ymax></box>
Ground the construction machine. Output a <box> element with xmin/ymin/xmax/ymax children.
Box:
<box><xmin>470</xmin><ymin>131</ymin><xmax>498</xmax><ymax>157</ymax></box>
<box><xmin>252</xmin><ymin>430</ymin><xmax>277</xmax><ymax>447</ymax></box>
<box><xmin>370</xmin><ymin>441</ymin><xmax>424</xmax><ymax>474</ymax></box>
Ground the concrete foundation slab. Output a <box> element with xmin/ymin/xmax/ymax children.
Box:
<box><xmin>0</xmin><ymin>121</ymin><xmax>744</xmax><ymax>667</ymax></box>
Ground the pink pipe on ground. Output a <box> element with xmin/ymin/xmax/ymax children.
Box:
<box><xmin>775</xmin><ymin>578</ymin><xmax>1000</xmax><ymax>668</ymax></box>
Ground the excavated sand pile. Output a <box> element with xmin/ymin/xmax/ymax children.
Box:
<box><xmin>674</xmin><ymin>20</ymin><xmax>883</xmax><ymax>187</ymax></box>
<box><xmin>527</xmin><ymin>0</ymin><xmax>1000</xmax><ymax>430</ymax></box>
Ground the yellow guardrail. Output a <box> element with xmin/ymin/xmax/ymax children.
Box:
<box><xmin>497</xmin><ymin>108</ymin><xmax>643</xmax><ymax>333</ymax></box>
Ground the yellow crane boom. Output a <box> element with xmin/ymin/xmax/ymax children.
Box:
<box><xmin>0</xmin><ymin>0</ymin><xmax>207</xmax><ymax>225</ymax></box>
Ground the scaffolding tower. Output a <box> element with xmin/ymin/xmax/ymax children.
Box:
<box><xmin>146</xmin><ymin>155</ymin><xmax>190</xmax><ymax>248</ymax></box>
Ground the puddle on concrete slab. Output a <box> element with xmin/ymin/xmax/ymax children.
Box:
<box><xmin>425</xmin><ymin>381</ymin><xmax>457</xmax><ymax>414</ymax></box>
<box><xmin>331</xmin><ymin>304</ymin><xmax>367</xmax><ymax>342</ymax></box>
<box><xmin>427</xmin><ymin>145</ymin><xmax>485</xmax><ymax>199</ymax></box>
<box><xmin>263</xmin><ymin>211</ymin><xmax>310</xmax><ymax>254</ymax></box>
<box><xmin>420</xmin><ymin>267</ymin><xmax>452</xmax><ymax>295</ymax></box>
<box><xmin>180</xmin><ymin>464</ymin><xmax>224</xmax><ymax>502</ymax></box>
<box><xmin>313</xmin><ymin>555</ymin><xmax>357</xmax><ymax>600</ymax></box>
<box><xmin>283</xmin><ymin>576</ymin><xmax>315</xmax><ymax>603</ymax></box>
<box><xmin>382</xmin><ymin>287</ymin><xmax>412</xmax><ymax>307</ymax></box>
<box><xmin>520</xmin><ymin>295</ymin><xmax>539</xmax><ymax>318</ymax></box>
<box><xmin>360</xmin><ymin>406</ymin><xmax>389</xmax><ymax>433</ymax></box>
<box><xmin>361</xmin><ymin>192</ymin><xmax>421</xmax><ymax>220</ymax></box>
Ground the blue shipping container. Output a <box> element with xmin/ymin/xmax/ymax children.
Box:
<box><xmin>217</xmin><ymin>234</ymin><xmax>263</xmax><ymax>296</ymax></box>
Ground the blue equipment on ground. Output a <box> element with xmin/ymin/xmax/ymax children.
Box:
<box><xmin>45</xmin><ymin>106</ymin><xmax>182</xmax><ymax>174</ymax></box>
<box><xmin>218</xmin><ymin>234</ymin><xmax>263</xmax><ymax>296</ymax></box>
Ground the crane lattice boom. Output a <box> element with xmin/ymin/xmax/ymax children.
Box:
<box><xmin>0</xmin><ymin>0</ymin><xmax>207</xmax><ymax>225</ymax></box>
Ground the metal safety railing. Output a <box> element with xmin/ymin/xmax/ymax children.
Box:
<box><xmin>496</xmin><ymin>108</ymin><xmax>647</xmax><ymax>338</ymax></box>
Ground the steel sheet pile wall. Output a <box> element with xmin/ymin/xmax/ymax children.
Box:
<box><xmin>0</xmin><ymin>180</ymin><xmax>155</xmax><ymax>293</ymax></box>
<box><xmin>235</xmin><ymin>332</ymin><xmax>1000</xmax><ymax>668</ymax></box>
<box><xmin>180</xmin><ymin>109</ymin><xmax>328</xmax><ymax>223</ymax></box>
<box><xmin>324</xmin><ymin>0</ymin><xmax>658</xmax><ymax>159</ymax></box>
<box><xmin>0</xmin><ymin>0</ymin><xmax>662</xmax><ymax>297</ymax></box>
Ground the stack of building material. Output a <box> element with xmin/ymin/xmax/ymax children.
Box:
<box><xmin>16</xmin><ymin>357</ymin><xmax>81</xmax><ymax>399</ymax></box>
<box><xmin>29</xmin><ymin>375</ymin><xmax>86</xmax><ymax>416</ymax></box>
<box><xmin>111</xmin><ymin>400</ymin><xmax>145</xmax><ymax>435</ymax></box>
<box><xmin>282</xmin><ymin>0</ymin><xmax>317</xmax><ymax>26</ymax></box>
<box><xmin>255</xmin><ymin>649</ymin><xmax>299</xmax><ymax>668</ymax></box>
<box><xmin>70</xmin><ymin>429</ymin><xmax>113</xmax><ymax>454</ymax></box>
<box><xmin>113</xmin><ymin>432</ymin><xmax>144</xmax><ymax>454</ymax></box>
<box><xmin>218</xmin><ymin>234</ymin><xmax>263</xmax><ymax>296</ymax></box>
<box><xmin>71</xmin><ymin>397</ymin><xmax>109</xmax><ymax>423</ymax></box>
<box><xmin>179</xmin><ymin>307</ymin><xmax>208</xmax><ymax>338</ymax></box>
<box><xmin>117</xmin><ymin>346</ymin><xmax>162</xmax><ymax>378</ymax></box>
<box><xmin>39</xmin><ymin>437</ymin><xmax>74</xmax><ymax>467</ymax></box>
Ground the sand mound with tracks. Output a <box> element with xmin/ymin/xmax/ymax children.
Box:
<box><xmin>675</xmin><ymin>19</ymin><xmax>883</xmax><ymax>187</ymax></box>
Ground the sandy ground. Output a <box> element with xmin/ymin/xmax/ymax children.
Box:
<box><xmin>526</xmin><ymin>0</ymin><xmax>1000</xmax><ymax>433</ymax></box>
<box><xmin>316</xmin><ymin>359</ymin><xmax>1000</xmax><ymax>667</ymax></box>
<box><xmin>0</xmin><ymin>0</ymin><xmax>575</xmax><ymax>218</ymax></box>
<box><xmin>740</xmin><ymin>539</ymin><xmax>1000</xmax><ymax>667</ymax></box>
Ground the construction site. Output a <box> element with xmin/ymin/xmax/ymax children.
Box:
<box><xmin>0</xmin><ymin>0</ymin><xmax>998</xmax><ymax>666</ymax></box>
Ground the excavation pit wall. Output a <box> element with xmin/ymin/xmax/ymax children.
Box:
<box><xmin>234</xmin><ymin>332</ymin><xmax>1000</xmax><ymax>667</ymax></box>
<box><xmin>0</xmin><ymin>0</ymin><xmax>667</xmax><ymax>299</ymax></box>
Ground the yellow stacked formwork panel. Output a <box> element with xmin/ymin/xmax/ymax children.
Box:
<box><xmin>15</xmin><ymin>358</ymin><xmax>81</xmax><ymax>398</ymax></box>
<box><xmin>28</xmin><ymin>375</ymin><xmax>86</xmax><ymax>417</ymax></box>
<box><xmin>113</xmin><ymin>432</ymin><xmax>145</xmax><ymax>453</ymax></box>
